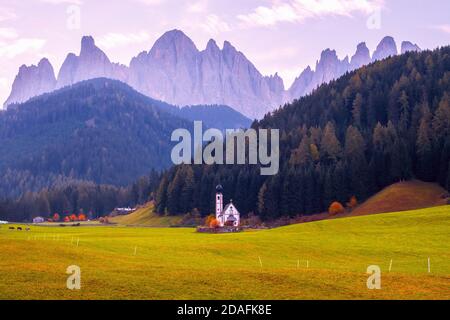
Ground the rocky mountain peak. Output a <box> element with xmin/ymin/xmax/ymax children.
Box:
<box><xmin>319</xmin><ymin>49</ymin><xmax>339</xmax><ymax>63</ymax></box>
<box><xmin>223</xmin><ymin>40</ymin><xmax>237</xmax><ymax>54</ymax></box>
<box><xmin>401</xmin><ymin>41</ymin><xmax>421</xmax><ymax>54</ymax></box>
<box><xmin>205</xmin><ymin>39</ymin><xmax>220</xmax><ymax>53</ymax></box>
<box><xmin>350</xmin><ymin>42</ymin><xmax>371</xmax><ymax>70</ymax></box>
<box><xmin>151</xmin><ymin>29</ymin><xmax>198</xmax><ymax>54</ymax></box>
<box><xmin>4</xmin><ymin>58</ymin><xmax>56</xmax><ymax>107</ymax></box>
<box><xmin>80</xmin><ymin>36</ymin><xmax>96</xmax><ymax>53</ymax></box>
<box><xmin>79</xmin><ymin>36</ymin><xmax>110</xmax><ymax>62</ymax></box>
<box><xmin>37</xmin><ymin>57</ymin><xmax>52</xmax><ymax>68</ymax></box>
<box><xmin>266</xmin><ymin>73</ymin><xmax>285</xmax><ymax>92</ymax></box>
<box><xmin>56</xmin><ymin>36</ymin><xmax>116</xmax><ymax>89</ymax></box>
<box><xmin>288</xmin><ymin>66</ymin><xmax>314</xmax><ymax>99</ymax></box>
<box><xmin>372</xmin><ymin>36</ymin><xmax>398</xmax><ymax>61</ymax></box>
<box><xmin>314</xmin><ymin>49</ymin><xmax>347</xmax><ymax>82</ymax></box>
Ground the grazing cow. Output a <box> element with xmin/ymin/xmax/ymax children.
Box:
<box><xmin>9</xmin><ymin>227</ymin><xmax>15</xmax><ymax>230</ymax></box>
<box><xmin>17</xmin><ymin>227</ymin><xmax>22</xmax><ymax>231</ymax></box>
<box><xmin>25</xmin><ymin>228</ymin><xmax>30</xmax><ymax>231</ymax></box>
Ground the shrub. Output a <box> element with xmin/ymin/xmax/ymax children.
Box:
<box><xmin>329</xmin><ymin>202</ymin><xmax>345</xmax><ymax>216</ymax></box>
<box><xmin>99</xmin><ymin>216</ymin><xmax>109</xmax><ymax>224</ymax></box>
<box><xmin>241</xmin><ymin>212</ymin><xmax>262</xmax><ymax>227</ymax></box>
<box><xmin>209</xmin><ymin>218</ymin><xmax>220</xmax><ymax>228</ymax></box>
<box><xmin>180</xmin><ymin>210</ymin><xmax>203</xmax><ymax>227</ymax></box>
<box><xmin>204</xmin><ymin>214</ymin><xmax>215</xmax><ymax>227</ymax></box>
<box><xmin>347</xmin><ymin>196</ymin><xmax>358</xmax><ymax>210</ymax></box>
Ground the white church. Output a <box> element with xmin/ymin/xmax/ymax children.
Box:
<box><xmin>215</xmin><ymin>185</ymin><xmax>240</xmax><ymax>227</ymax></box>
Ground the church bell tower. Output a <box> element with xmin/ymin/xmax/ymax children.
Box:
<box><xmin>215</xmin><ymin>184</ymin><xmax>224</xmax><ymax>224</ymax></box>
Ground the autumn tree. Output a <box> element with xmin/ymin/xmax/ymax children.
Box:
<box><xmin>205</xmin><ymin>214</ymin><xmax>215</xmax><ymax>227</ymax></box>
<box><xmin>321</xmin><ymin>122</ymin><xmax>342</xmax><ymax>164</ymax></box>
<box><xmin>352</xmin><ymin>93</ymin><xmax>363</xmax><ymax>127</ymax></box>
<box><xmin>328</xmin><ymin>202</ymin><xmax>345</xmax><ymax>216</ymax></box>
<box><xmin>209</xmin><ymin>218</ymin><xmax>220</xmax><ymax>229</ymax></box>
<box><xmin>347</xmin><ymin>196</ymin><xmax>358</xmax><ymax>210</ymax></box>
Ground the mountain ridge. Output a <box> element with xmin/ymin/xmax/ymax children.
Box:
<box><xmin>4</xmin><ymin>31</ymin><xmax>420</xmax><ymax>119</ymax></box>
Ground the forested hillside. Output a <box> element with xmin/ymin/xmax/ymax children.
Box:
<box><xmin>0</xmin><ymin>78</ymin><xmax>251</xmax><ymax>199</ymax></box>
<box><xmin>174</xmin><ymin>105</ymin><xmax>252</xmax><ymax>131</ymax></box>
<box><xmin>0</xmin><ymin>78</ymin><xmax>193</xmax><ymax>199</ymax></box>
<box><xmin>155</xmin><ymin>46</ymin><xmax>450</xmax><ymax>220</ymax></box>
<box><xmin>0</xmin><ymin>172</ymin><xmax>160</xmax><ymax>223</ymax></box>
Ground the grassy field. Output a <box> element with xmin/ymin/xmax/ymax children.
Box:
<box><xmin>0</xmin><ymin>205</ymin><xmax>449</xmax><ymax>300</ymax></box>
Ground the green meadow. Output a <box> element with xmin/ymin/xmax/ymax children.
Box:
<box><xmin>0</xmin><ymin>206</ymin><xmax>449</xmax><ymax>300</ymax></box>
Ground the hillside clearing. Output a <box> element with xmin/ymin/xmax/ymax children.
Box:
<box><xmin>351</xmin><ymin>180</ymin><xmax>447</xmax><ymax>216</ymax></box>
<box><xmin>109</xmin><ymin>204</ymin><xmax>183</xmax><ymax>227</ymax></box>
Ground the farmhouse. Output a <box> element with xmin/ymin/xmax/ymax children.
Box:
<box><xmin>215</xmin><ymin>185</ymin><xmax>240</xmax><ymax>227</ymax></box>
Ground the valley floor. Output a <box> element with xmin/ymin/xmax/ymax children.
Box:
<box><xmin>0</xmin><ymin>206</ymin><xmax>449</xmax><ymax>300</ymax></box>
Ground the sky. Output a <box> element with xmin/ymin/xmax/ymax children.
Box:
<box><xmin>0</xmin><ymin>0</ymin><xmax>449</xmax><ymax>108</ymax></box>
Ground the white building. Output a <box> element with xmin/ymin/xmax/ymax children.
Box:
<box><xmin>215</xmin><ymin>185</ymin><xmax>240</xmax><ymax>227</ymax></box>
<box><xmin>114</xmin><ymin>207</ymin><xmax>136</xmax><ymax>215</ymax></box>
<box><xmin>32</xmin><ymin>216</ymin><xmax>45</xmax><ymax>224</ymax></box>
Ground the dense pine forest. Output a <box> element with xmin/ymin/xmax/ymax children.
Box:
<box><xmin>155</xmin><ymin>46</ymin><xmax>450</xmax><ymax>220</ymax></box>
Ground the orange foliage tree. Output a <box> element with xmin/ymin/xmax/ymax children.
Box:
<box><xmin>347</xmin><ymin>196</ymin><xmax>358</xmax><ymax>210</ymax></box>
<box><xmin>204</xmin><ymin>214</ymin><xmax>215</xmax><ymax>227</ymax></box>
<box><xmin>328</xmin><ymin>201</ymin><xmax>345</xmax><ymax>216</ymax></box>
<box><xmin>70</xmin><ymin>214</ymin><xmax>78</xmax><ymax>221</ymax></box>
<box><xmin>78</xmin><ymin>213</ymin><xmax>86</xmax><ymax>221</ymax></box>
<box><xmin>209</xmin><ymin>218</ymin><xmax>220</xmax><ymax>228</ymax></box>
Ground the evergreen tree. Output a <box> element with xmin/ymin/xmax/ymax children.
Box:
<box><xmin>321</xmin><ymin>122</ymin><xmax>342</xmax><ymax>164</ymax></box>
<box><xmin>416</xmin><ymin>112</ymin><xmax>433</xmax><ymax>181</ymax></box>
<box><xmin>352</xmin><ymin>93</ymin><xmax>363</xmax><ymax>127</ymax></box>
<box><xmin>155</xmin><ymin>175</ymin><xmax>169</xmax><ymax>214</ymax></box>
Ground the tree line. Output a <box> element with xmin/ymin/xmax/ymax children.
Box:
<box><xmin>0</xmin><ymin>171</ymin><xmax>160</xmax><ymax>222</ymax></box>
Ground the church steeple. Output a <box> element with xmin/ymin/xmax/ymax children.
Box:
<box><xmin>215</xmin><ymin>185</ymin><xmax>224</xmax><ymax>225</ymax></box>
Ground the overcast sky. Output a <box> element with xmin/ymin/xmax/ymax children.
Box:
<box><xmin>0</xmin><ymin>0</ymin><xmax>449</xmax><ymax>107</ymax></box>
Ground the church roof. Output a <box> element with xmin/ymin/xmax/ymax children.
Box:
<box><xmin>222</xmin><ymin>203</ymin><xmax>232</xmax><ymax>213</ymax></box>
<box><xmin>221</xmin><ymin>202</ymin><xmax>240</xmax><ymax>216</ymax></box>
